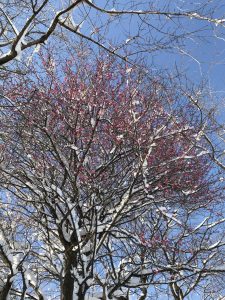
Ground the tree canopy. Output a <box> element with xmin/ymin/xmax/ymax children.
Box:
<box><xmin>0</xmin><ymin>56</ymin><xmax>224</xmax><ymax>299</ymax></box>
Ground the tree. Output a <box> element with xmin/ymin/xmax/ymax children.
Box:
<box><xmin>131</xmin><ymin>204</ymin><xmax>225</xmax><ymax>300</ymax></box>
<box><xmin>0</xmin><ymin>190</ymin><xmax>48</xmax><ymax>300</ymax></box>
<box><xmin>0</xmin><ymin>55</ymin><xmax>224</xmax><ymax>299</ymax></box>
<box><xmin>1</xmin><ymin>0</ymin><xmax>225</xmax><ymax>66</ymax></box>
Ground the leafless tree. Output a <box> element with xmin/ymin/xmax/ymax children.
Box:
<box><xmin>0</xmin><ymin>0</ymin><xmax>225</xmax><ymax>67</ymax></box>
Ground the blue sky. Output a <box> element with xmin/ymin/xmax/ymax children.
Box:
<box><xmin>72</xmin><ymin>0</ymin><xmax>225</xmax><ymax>102</ymax></box>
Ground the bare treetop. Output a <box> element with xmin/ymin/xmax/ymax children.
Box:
<box><xmin>0</xmin><ymin>0</ymin><xmax>225</xmax><ymax>66</ymax></box>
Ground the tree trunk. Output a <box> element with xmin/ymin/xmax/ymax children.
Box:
<box><xmin>61</xmin><ymin>270</ymin><xmax>74</xmax><ymax>300</ymax></box>
<box><xmin>61</xmin><ymin>250</ymin><xmax>87</xmax><ymax>300</ymax></box>
<box><xmin>0</xmin><ymin>279</ymin><xmax>12</xmax><ymax>300</ymax></box>
<box><xmin>61</xmin><ymin>251</ymin><xmax>75</xmax><ymax>300</ymax></box>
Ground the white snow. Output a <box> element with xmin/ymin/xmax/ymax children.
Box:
<box><xmin>62</xmin><ymin>224</ymin><xmax>71</xmax><ymax>242</ymax></box>
<box><xmin>182</xmin><ymin>189</ymin><xmax>196</xmax><ymax>196</ymax></box>
<box><xmin>14</xmin><ymin>25</ymin><xmax>30</xmax><ymax>60</ymax></box>
<box><xmin>91</xmin><ymin>117</ymin><xmax>96</xmax><ymax>127</ymax></box>
<box><xmin>126</xmin><ymin>68</ymin><xmax>132</xmax><ymax>73</ymax></box>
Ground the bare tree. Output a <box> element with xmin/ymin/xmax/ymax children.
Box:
<box><xmin>0</xmin><ymin>0</ymin><xmax>225</xmax><ymax>67</ymax></box>
<box><xmin>0</xmin><ymin>192</ymin><xmax>47</xmax><ymax>300</ymax></box>
<box><xmin>132</xmin><ymin>203</ymin><xmax>225</xmax><ymax>300</ymax></box>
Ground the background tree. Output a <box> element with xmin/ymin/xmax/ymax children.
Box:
<box><xmin>1</xmin><ymin>0</ymin><xmax>225</xmax><ymax>67</ymax></box>
<box><xmin>132</xmin><ymin>204</ymin><xmax>225</xmax><ymax>300</ymax></box>
<box><xmin>0</xmin><ymin>55</ymin><xmax>224</xmax><ymax>299</ymax></box>
<box><xmin>0</xmin><ymin>193</ymin><xmax>47</xmax><ymax>300</ymax></box>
